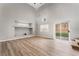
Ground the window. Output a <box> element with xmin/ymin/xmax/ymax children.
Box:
<box><xmin>40</xmin><ymin>24</ymin><xmax>49</xmax><ymax>32</ymax></box>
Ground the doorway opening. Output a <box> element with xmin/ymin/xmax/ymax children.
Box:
<box><xmin>55</xmin><ymin>22</ymin><xmax>69</xmax><ymax>40</ymax></box>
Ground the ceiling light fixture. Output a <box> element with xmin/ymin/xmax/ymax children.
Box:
<box><xmin>28</xmin><ymin>3</ymin><xmax>44</xmax><ymax>9</ymax></box>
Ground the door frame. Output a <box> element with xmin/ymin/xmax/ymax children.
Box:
<box><xmin>53</xmin><ymin>20</ymin><xmax>70</xmax><ymax>41</ymax></box>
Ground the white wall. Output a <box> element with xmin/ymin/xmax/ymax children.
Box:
<box><xmin>0</xmin><ymin>3</ymin><xmax>79</xmax><ymax>40</ymax></box>
<box><xmin>15</xmin><ymin>27</ymin><xmax>30</xmax><ymax>36</ymax></box>
<box><xmin>0</xmin><ymin>3</ymin><xmax>36</xmax><ymax>40</ymax></box>
<box><xmin>37</xmin><ymin>3</ymin><xmax>79</xmax><ymax>40</ymax></box>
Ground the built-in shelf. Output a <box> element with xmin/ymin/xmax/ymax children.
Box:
<box><xmin>14</xmin><ymin>21</ymin><xmax>33</xmax><ymax>37</ymax></box>
<box><xmin>14</xmin><ymin>22</ymin><xmax>32</xmax><ymax>28</ymax></box>
<box><xmin>15</xmin><ymin>26</ymin><xmax>33</xmax><ymax>29</ymax></box>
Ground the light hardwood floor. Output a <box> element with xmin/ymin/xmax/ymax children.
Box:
<box><xmin>0</xmin><ymin>36</ymin><xmax>79</xmax><ymax>56</ymax></box>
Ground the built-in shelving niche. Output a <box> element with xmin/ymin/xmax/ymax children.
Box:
<box><xmin>14</xmin><ymin>20</ymin><xmax>33</xmax><ymax>37</ymax></box>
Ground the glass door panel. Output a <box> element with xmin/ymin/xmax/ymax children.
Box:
<box><xmin>55</xmin><ymin>22</ymin><xmax>69</xmax><ymax>40</ymax></box>
<box><xmin>55</xmin><ymin>24</ymin><xmax>61</xmax><ymax>39</ymax></box>
<box><xmin>60</xmin><ymin>23</ymin><xmax>69</xmax><ymax>40</ymax></box>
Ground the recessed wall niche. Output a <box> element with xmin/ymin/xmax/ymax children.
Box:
<box><xmin>14</xmin><ymin>20</ymin><xmax>33</xmax><ymax>37</ymax></box>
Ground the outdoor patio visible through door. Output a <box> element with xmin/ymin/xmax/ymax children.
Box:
<box><xmin>55</xmin><ymin>22</ymin><xmax>69</xmax><ymax>40</ymax></box>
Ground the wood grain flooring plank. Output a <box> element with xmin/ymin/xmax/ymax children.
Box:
<box><xmin>0</xmin><ymin>36</ymin><xmax>79</xmax><ymax>56</ymax></box>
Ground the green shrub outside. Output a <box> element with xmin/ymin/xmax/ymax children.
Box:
<box><xmin>56</xmin><ymin>32</ymin><xmax>68</xmax><ymax>37</ymax></box>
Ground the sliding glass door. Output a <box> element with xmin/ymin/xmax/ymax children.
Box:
<box><xmin>55</xmin><ymin>22</ymin><xmax>69</xmax><ymax>40</ymax></box>
<box><xmin>56</xmin><ymin>24</ymin><xmax>61</xmax><ymax>39</ymax></box>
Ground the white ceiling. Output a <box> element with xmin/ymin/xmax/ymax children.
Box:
<box><xmin>28</xmin><ymin>3</ymin><xmax>45</xmax><ymax>9</ymax></box>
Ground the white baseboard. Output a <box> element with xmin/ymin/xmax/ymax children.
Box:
<box><xmin>0</xmin><ymin>35</ymin><xmax>35</xmax><ymax>42</ymax></box>
<box><xmin>35</xmin><ymin>35</ymin><xmax>53</xmax><ymax>39</ymax></box>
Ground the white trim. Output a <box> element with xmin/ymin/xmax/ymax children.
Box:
<box><xmin>0</xmin><ymin>35</ymin><xmax>35</xmax><ymax>42</ymax></box>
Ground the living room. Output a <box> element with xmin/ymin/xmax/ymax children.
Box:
<box><xmin>0</xmin><ymin>3</ymin><xmax>79</xmax><ymax>56</ymax></box>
